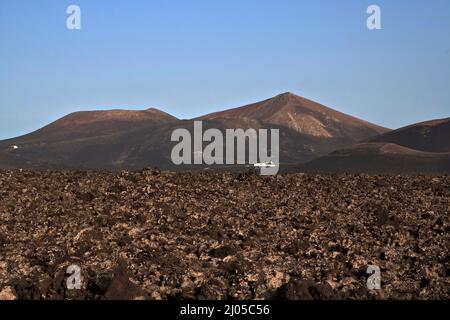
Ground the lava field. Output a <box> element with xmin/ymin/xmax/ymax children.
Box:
<box><xmin>0</xmin><ymin>169</ymin><xmax>448</xmax><ymax>300</ymax></box>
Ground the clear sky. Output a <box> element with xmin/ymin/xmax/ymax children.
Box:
<box><xmin>0</xmin><ymin>0</ymin><xmax>449</xmax><ymax>139</ymax></box>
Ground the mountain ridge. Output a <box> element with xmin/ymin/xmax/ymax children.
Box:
<box><xmin>368</xmin><ymin>117</ymin><xmax>450</xmax><ymax>152</ymax></box>
<box><xmin>301</xmin><ymin>117</ymin><xmax>450</xmax><ymax>174</ymax></box>
<box><xmin>199</xmin><ymin>92</ymin><xmax>389</xmax><ymax>141</ymax></box>
<box><xmin>1</xmin><ymin>92</ymin><xmax>447</xmax><ymax>173</ymax></box>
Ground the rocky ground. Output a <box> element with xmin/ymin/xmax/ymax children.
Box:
<box><xmin>0</xmin><ymin>169</ymin><xmax>448</xmax><ymax>300</ymax></box>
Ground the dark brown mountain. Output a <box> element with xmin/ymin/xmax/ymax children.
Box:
<box><xmin>0</xmin><ymin>93</ymin><xmax>390</xmax><ymax>170</ymax></box>
<box><xmin>300</xmin><ymin>143</ymin><xmax>450</xmax><ymax>174</ymax></box>
<box><xmin>369</xmin><ymin>118</ymin><xmax>450</xmax><ymax>152</ymax></box>
<box><xmin>0</xmin><ymin>108</ymin><xmax>178</xmax><ymax>170</ymax></box>
<box><xmin>199</xmin><ymin>92</ymin><xmax>389</xmax><ymax>141</ymax></box>
<box><xmin>301</xmin><ymin>118</ymin><xmax>450</xmax><ymax>174</ymax></box>
<box><xmin>8</xmin><ymin>108</ymin><xmax>178</xmax><ymax>143</ymax></box>
<box><xmin>196</xmin><ymin>92</ymin><xmax>391</xmax><ymax>165</ymax></box>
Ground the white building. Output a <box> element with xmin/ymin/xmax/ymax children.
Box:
<box><xmin>253</xmin><ymin>161</ymin><xmax>276</xmax><ymax>168</ymax></box>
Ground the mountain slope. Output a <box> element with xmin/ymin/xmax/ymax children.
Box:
<box><xmin>0</xmin><ymin>107</ymin><xmax>179</xmax><ymax>170</ymax></box>
<box><xmin>3</xmin><ymin>108</ymin><xmax>178</xmax><ymax>144</ymax></box>
<box><xmin>369</xmin><ymin>118</ymin><xmax>450</xmax><ymax>152</ymax></box>
<box><xmin>299</xmin><ymin>117</ymin><xmax>450</xmax><ymax>174</ymax></box>
<box><xmin>0</xmin><ymin>93</ymin><xmax>392</xmax><ymax>170</ymax></box>
<box><xmin>301</xmin><ymin>143</ymin><xmax>450</xmax><ymax>174</ymax></box>
<box><xmin>199</xmin><ymin>92</ymin><xmax>389</xmax><ymax>141</ymax></box>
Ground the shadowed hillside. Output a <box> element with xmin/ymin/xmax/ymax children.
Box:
<box><xmin>0</xmin><ymin>93</ymin><xmax>390</xmax><ymax>171</ymax></box>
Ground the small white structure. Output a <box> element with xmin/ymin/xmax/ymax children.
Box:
<box><xmin>253</xmin><ymin>160</ymin><xmax>276</xmax><ymax>168</ymax></box>
<box><xmin>11</xmin><ymin>145</ymin><xmax>19</xmax><ymax>150</ymax></box>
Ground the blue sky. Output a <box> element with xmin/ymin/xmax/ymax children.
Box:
<box><xmin>0</xmin><ymin>0</ymin><xmax>449</xmax><ymax>139</ymax></box>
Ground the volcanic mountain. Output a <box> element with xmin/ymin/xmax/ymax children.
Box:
<box><xmin>195</xmin><ymin>92</ymin><xmax>393</xmax><ymax>165</ymax></box>
<box><xmin>0</xmin><ymin>108</ymin><xmax>179</xmax><ymax>170</ymax></box>
<box><xmin>0</xmin><ymin>92</ymin><xmax>390</xmax><ymax>170</ymax></box>
<box><xmin>368</xmin><ymin>117</ymin><xmax>450</xmax><ymax>152</ymax></box>
<box><xmin>199</xmin><ymin>92</ymin><xmax>389</xmax><ymax>141</ymax></box>
<box><xmin>301</xmin><ymin>118</ymin><xmax>450</xmax><ymax>174</ymax></box>
<box><xmin>11</xmin><ymin>107</ymin><xmax>178</xmax><ymax>142</ymax></box>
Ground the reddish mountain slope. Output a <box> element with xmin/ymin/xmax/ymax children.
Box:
<box><xmin>199</xmin><ymin>92</ymin><xmax>389</xmax><ymax>141</ymax></box>
<box><xmin>12</xmin><ymin>108</ymin><xmax>178</xmax><ymax>143</ymax></box>
<box><xmin>299</xmin><ymin>117</ymin><xmax>450</xmax><ymax>174</ymax></box>
<box><xmin>0</xmin><ymin>93</ymin><xmax>404</xmax><ymax>171</ymax></box>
